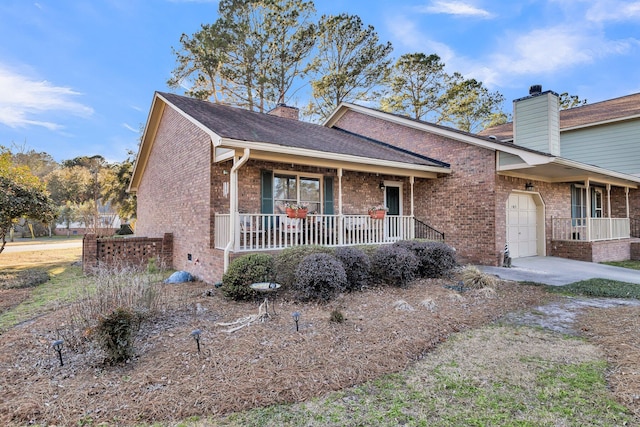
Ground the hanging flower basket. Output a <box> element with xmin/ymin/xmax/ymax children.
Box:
<box><xmin>286</xmin><ymin>207</ymin><xmax>308</xmax><ymax>219</ymax></box>
<box><xmin>368</xmin><ymin>205</ymin><xmax>387</xmax><ymax>219</ymax></box>
<box><xmin>368</xmin><ymin>209</ymin><xmax>386</xmax><ymax>219</ymax></box>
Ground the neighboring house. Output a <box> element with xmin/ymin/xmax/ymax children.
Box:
<box><xmin>129</xmin><ymin>89</ymin><xmax>640</xmax><ymax>284</ymax></box>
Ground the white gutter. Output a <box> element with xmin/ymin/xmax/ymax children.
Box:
<box><xmin>224</xmin><ymin>148</ymin><xmax>251</xmax><ymax>273</ymax></box>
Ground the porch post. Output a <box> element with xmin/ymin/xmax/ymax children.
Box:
<box><xmin>410</xmin><ymin>176</ymin><xmax>415</xmax><ymax>217</ymax></box>
<box><xmin>224</xmin><ymin>148</ymin><xmax>250</xmax><ymax>272</ymax></box>
<box><xmin>338</xmin><ymin>168</ymin><xmax>344</xmax><ymax>246</ymax></box>
<box><xmin>626</xmin><ymin>187</ymin><xmax>630</xmax><ymax>218</ymax></box>
<box><xmin>607</xmin><ymin>184</ymin><xmax>612</xmax><ymax>239</ymax></box>
<box><xmin>585</xmin><ymin>179</ymin><xmax>591</xmax><ymax>241</ymax></box>
<box><xmin>410</xmin><ymin>176</ymin><xmax>415</xmax><ymax>239</ymax></box>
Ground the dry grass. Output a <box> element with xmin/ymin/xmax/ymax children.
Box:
<box><xmin>578</xmin><ymin>305</ymin><xmax>640</xmax><ymax>418</ymax></box>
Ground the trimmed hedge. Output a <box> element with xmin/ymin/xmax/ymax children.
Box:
<box><xmin>222</xmin><ymin>253</ymin><xmax>275</xmax><ymax>301</ymax></box>
<box><xmin>370</xmin><ymin>245</ymin><xmax>419</xmax><ymax>287</ymax></box>
<box><xmin>393</xmin><ymin>240</ymin><xmax>457</xmax><ymax>278</ymax></box>
<box><xmin>292</xmin><ymin>253</ymin><xmax>347</xmax><ymax>302</ymax></box>
<box><xmin>335</xmin><ymin>246</ymin><xmax>370</xmax><ymax>292</ymax></box>
<box><xmin>274</xmin><ymin>246</ymin><xmax>335</xmax><ymax>288</ymax></box>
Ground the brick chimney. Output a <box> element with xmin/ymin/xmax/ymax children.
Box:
<box><xmin>268</xmin><ymin>103</ymin><xmax>299</xmax><ymax>120</ymax></box>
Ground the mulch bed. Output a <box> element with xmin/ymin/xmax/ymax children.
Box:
<box><xmin>0</xmin><ymin>279</ymin><xmax>553</xmax><ymax>426</ymax></box>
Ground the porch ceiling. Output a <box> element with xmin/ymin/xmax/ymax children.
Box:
<box><xmin>498</xmin><ymin>157</ymin><xmax>640</xmax><ymax>188</ymax></box>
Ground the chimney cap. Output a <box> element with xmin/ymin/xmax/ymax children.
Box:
<box><xmin>529</xmin><ymin>84</ymin><xmax>542</xmax><ymax>95</ymax></box>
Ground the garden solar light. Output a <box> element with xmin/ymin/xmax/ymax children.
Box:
<box><xmin>52</xmin><ymin>339</ymin><xmax>64</xmax><ymax>366</ymax></box>
<box><xmin>191</xmin><ymin>329</ymin><xmax>202</xmax><ymax>352</ymax></box>
<box><xmin>292</xmin><ymin>311</ymin><xmax>300</xmax><ymax>331</ymax></box>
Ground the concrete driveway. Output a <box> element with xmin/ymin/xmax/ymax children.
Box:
<box><xmin>480</xmin><ymin>256</ymin><xmax>640</xmax><ymax>286</ymax></box>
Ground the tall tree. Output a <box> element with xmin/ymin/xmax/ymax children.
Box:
<box><xmin>0</xmin><ymin>149</ymin><xmax>55</xmax><ymax>254</ymax></box>
<box><xmin>438</xmin><ymin>73</ymin><xmax>506</xmax><ymax>133</ymax></box>
<box><xmin>45</xmin><ymin>166</ymin><xmax>93</xmax><ymax>205</ymax></box>
<box><xmin>380</xmin><ymin>53</ymin><xmax>447</xmax><ymax>121</ymax></box>
<box><xmin>10</xmin><ymin>143</ymin><xmax>59</xmax><ymax>179</ymax></box>
<box><xmin>168</xmin><ymin>22</ymin><xmax>229</xmax><ymax>101</ymax></box>
<box><xmin>169</xmin><ymin>0</ymin><xmax>316</xmax><ymax>111</ymax></box>
<box><xmin>101</xmin><ymin>152</ymin><xmax>137</xmax><ymax>222</ymax></box>
<box><xmin>305</xmin><ymin>13</ymin><xmax>393</xmax><ymax>120</ymax></box>
<box><xmin>559</xmin><ymin>92</ymin><xmax>588</xmax><ymax>110</ymax></box>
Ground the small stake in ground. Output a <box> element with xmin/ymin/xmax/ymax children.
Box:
<box><xmin>292</xmin><ymin>311</ymin><xmax>300</xmax><ymax>331</ymax></box>
<box><xmin>191</xmin><ymin>329</ymin><xmax>202</xmax><ymax>352</ymax></box>
<box><xmin>52</xmin><ymin>340</ymin><xmax>64</xmax><ymax>366</ymax></box>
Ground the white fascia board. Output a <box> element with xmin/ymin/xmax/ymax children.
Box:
<box><xmin>216</xmin><ymin>137</ymin><xmax>451</xmax><ymax>175</ymax></box>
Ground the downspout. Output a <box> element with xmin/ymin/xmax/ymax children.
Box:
<box><xmin>338</xmin><ymin>168</ymin><xmax>344</xmax><ymax>246</ymax></box>
<box><xmin>224</xmin><ymin>148</ymin><xmax>250</xmax><ymax>273</ymax></box>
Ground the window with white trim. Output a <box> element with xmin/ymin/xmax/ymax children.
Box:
<box><xmin>273</xmin><ymin>173</ymin><xmax>321</xmax><ymax>214</ymax></box>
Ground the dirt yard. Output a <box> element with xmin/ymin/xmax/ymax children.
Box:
<box><xmin>0</xmin><ymin>277</ymin><xmax>638</xmax><ymax>426</ymax></box>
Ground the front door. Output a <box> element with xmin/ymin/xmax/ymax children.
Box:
<box><xmin>507</xmin><ymin>193</ymin><xmax>538</xmax><ymax>258</ymax></box>
<box><xmin>385</xmin><ymin>185</ymin><xmax>401</xmax><ymax>240</ymax></box>
<box><xmin>386</xmin><ymin>186</ymin><xmax>400</xmax><ymax>215</ymax></box>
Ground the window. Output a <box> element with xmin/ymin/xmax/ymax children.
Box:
<box><xmin>273</xmin><ymin>173</ymin><xmax>321</xmax><ymax>214</ymax></box>
<box><xmin>571</xmin><ymin>184</ymin><xmax>603</xmax><ymax>223</ymax></box>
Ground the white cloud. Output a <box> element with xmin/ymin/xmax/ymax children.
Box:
<box><xmin>0</xmin><ymin>65</ymin><xmax>93</xmax><ymax>130</ymax></box>
<box><xmin>386</xmin><ymin>15</ymin><xmax>456</xmax><ymax>61</ymax></box>
<box><xmin>416</xmin><ymin>1</ymin><xmax>493</xmax><ymax>18</ymax></box>
<box><xmin>122</xmin><ymin>123</ymin><xmax>138</xmax><ymax>133</ymax></box>
<box><xmin>585</xmin><ymin>0</ymin><xmax>640</xmax><ymax>22</ymax></box>
<box><xmin>489</xmin><ymin>26</ymin><xmax>636</xmax><ymax>80</ymax></box>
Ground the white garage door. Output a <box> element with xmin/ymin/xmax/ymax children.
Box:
<box><xmin>507</xmin><ymin>193</ymin><xmax>538</xmax><ymax>258</ymax></box>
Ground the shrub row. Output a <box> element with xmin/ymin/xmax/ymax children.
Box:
<box><xmin>222</xmin><ymin>240</ymin><xmax>457</xmax><ymax>302</ymax></box>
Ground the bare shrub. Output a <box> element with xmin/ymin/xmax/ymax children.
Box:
<box><xmin>461</xmin><ymin>265</ymin><xmax>498</xmax><ymax>289</ymax></box>
<box><xmin>65</xmin><ymin>264</ymin><xmax>166</xmax><ymax>357</ymax></box>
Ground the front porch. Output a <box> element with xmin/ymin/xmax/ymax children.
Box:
<box><xmin>551</xmin><ymin>217</ymin><xmax>631</xmax><ymax>242</ymax></box>
<box><xmin>214</xmin><ymin>213</ymin><xmax>444</xmax><ymax>252</ymax></box>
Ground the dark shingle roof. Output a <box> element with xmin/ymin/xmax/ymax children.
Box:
<box><xmin>158</xmin><ymin>92</ymin><xmax>449</xmax><ymax>169</ymax></box>
<box><xmin>480</xmin><ymin>92</ymin><xmax>640</xmax><ymax>140</ymax></box>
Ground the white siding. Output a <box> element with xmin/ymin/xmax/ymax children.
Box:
<box><xmin>561</xmin><ymin>120</ymin><xmax>640</xmax><ymax>176</ymax></box>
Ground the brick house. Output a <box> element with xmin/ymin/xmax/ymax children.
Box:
<box><xmin>129</xmin><ymin>89</ymin><xmax>640</xmax><ymax>283</ymax></box>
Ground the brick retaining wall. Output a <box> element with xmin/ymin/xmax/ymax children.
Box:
<box><xmin>83</xmin><ymin>233</ymin><xmax>173</xmax><ymax>273</ymax></box>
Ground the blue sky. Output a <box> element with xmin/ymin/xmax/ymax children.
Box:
<box><xmin>1</xmin><ymin>0</ymin><xmax>639</xmax><ymax>163</ymax></box>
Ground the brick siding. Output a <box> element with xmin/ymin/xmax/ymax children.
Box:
<box><xmin>135</xmin><ymin>107</ymin><xmax>224</xmax><ymax>283</ymax></box>
<box><xmin>550</xmin><ymin>239</ymin><xmax>631</xmax><ymax>262</ymax></box>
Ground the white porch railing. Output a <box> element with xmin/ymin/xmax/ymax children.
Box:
<box><xmin>552</xmin><ymin>217</ymin><xmax>630</xmax><ymax>241</ymax></box>
<box><xmin>214</xmin><ymin>213</ymin><xmax>415</xmax><ymax>251</ymax></box>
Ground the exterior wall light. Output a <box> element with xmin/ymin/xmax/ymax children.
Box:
<box><xmin>525</xmin><ymin>182</ymin><xmax>534</xmax><ymax>191</ymax></box>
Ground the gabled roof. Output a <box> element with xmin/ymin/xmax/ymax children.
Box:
<box><xmin>480</xmin><ymin>92</ymin><xmax>640</xmax><ymax>140</ymax></box>
<box><xmin>326</xmin><ymin>102</ymin><xmax>640</xmax><ymax>188</ymax></box>
<box><xmin>129</xmin><ymin>93</ymin><xmax>452</xmax><ymax>192</ymax></box>
<box><xmin>157</xmin><ymin>92</ymin><xmax>449</xmax><ymax>169</ymax></box>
